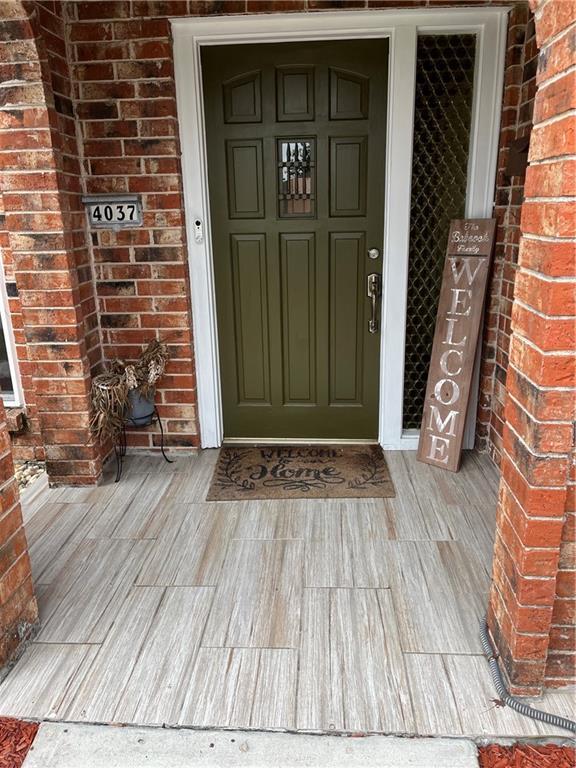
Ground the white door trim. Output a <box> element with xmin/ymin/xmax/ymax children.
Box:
<box><xmin>172</xmin><ymin>7</ymin><xmax>509</xmax><ymax>449</ymax></box>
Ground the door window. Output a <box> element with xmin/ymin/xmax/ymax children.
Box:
<box><xmin>277</xmin><ymin>139</ymin><xmax>316</xmax><ymax>218</ymax></box>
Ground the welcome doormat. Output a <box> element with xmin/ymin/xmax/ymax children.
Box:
<box><xmin>206</xmin><ymin>445</ymin><xmax>395</xmax><ymax>501</ymax></box>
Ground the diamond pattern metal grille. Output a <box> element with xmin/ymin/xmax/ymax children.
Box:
<box><xmin>403</xmin><ymin>34</ymin><xmax>477</xmax><ymax>429</ymax></box>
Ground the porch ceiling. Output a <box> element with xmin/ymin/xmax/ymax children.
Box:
<box><xmin>0</xmin><ymin>451</ymin><xmax>570</xmax><ymax>737</ymax></box>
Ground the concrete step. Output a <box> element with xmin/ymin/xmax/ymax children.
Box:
<box><xmin>24</xmin><ymin>722</ymin><xmax>479</xmax><ymax>768</ymax></box>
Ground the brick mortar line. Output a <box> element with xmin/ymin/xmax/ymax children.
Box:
<box><xmin>500</xmin><ymin>450</ymin><xmax>569</xmax><ymax>496</ymax></box>
<box><xmin>524</xmin><ymin>195</ymin><xmax>576</xmax><ymax>203</ymax></box>
<box><xmin>533</xmin><ymin>62</ymin><xmax>576</xmax><ymax>89</ymax></box>
<box><xmin>505</xmin><ymin>420</ymin><xmax>574</xmax><ymax>462</ymax></box>
<box><xmin>522</xmin><ymin>228</ymin><xmax>576</xmax><ymax>241</ymax></box>
<box><xmin>532</xmin><ymin>108</ymin><xmax>576</xmax><ymax>130</ymax></box>
<box><xmin>507</xmin><ymin>392</ymin><xmax>573</xmax><ymax>427</ymax></box>
<box><xmin>492</xmin><ymin>559</ymin><xmax>556</xmax><ymax>617</ymax></box>
<box><xmin>512</xmin><ymin>331</ymin><xmax>576</xmax><ymax>357</ymax></box>
<box><xmin>514</xmin><ymin>297</ymin><xmax>576</xmax><ymax>321</ymax></box>
<box><xmin>535</xmin><ymin>16</ymin><xmax>576</xmax><ymax>54</ymax></box>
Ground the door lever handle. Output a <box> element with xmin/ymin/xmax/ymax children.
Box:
<box><xmin>367</xmin><ymin>272</ymin><xmax>382</xmax><ymax>334</ymax></box>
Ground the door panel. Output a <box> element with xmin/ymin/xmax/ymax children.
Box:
<box><xmin>226</xmin><ymin>140</ymin><xmax>265</xmax><ymax>218</ymax></box>
<box><xmin>202</xmin><ymin>40</ymin><xmax>388</xmax><ymax>439</ymax></box>
<box><xmin>329</xmin><ymin>232</ymin><xmax>365</xmax><ymax>405</ymax></box>
<box><xmin>330</xmin><ymin>136</ymin><xmax>367</xmax><ymax>216</ymax></box>
<box><xmin>230</xmin><ymin>234</ymin><xmax>270</xmax><ymax>404</ymax></box>
<box><xmin>280</xmin><ymin>233</ymin><xmax>316</xmax><ymax>404</ymax></box>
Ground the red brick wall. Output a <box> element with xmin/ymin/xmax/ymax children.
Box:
<box><xmin>0</xmin><ymin>398</ymin><xmax>38</xmax><ymax>666</ymax></box>
<box><xmin>0</xmin><ymin>1</ymin><xmax>102</xmax><ymax>485</ymax></box>
<box><xmin>1</xmin><ymin>193</ymin><xmax>45</xmax><ymax>463</ymax></box>
<box><xmin>477</xmin><ymin>3</ymin><xmax>537</xmax><ymax>465</ymax></box>
<box><xmin>488</xmin><ymin>0</ymin><xmax>575</xmax><ymax>694</ymax></box>
<box><xmin>0</xmin><ymin>11</ymin><xmax>44</xmax><ymax>462</ymax></box>
<box><xmin>69</xmin><ymin>0</ymin><xmax>198</xmax><ymax>451</ymax></box>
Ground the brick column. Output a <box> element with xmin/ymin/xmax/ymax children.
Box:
<box><xmin>0</xmin><ymin>399</ymin><xmax>38</xmax><ymax>666</ymax></box>
<box><xmin>488</xmin><ymin>0</ymin><xmax>575</xmax><ymax>694</ymax></box>
<box><xmin>0</xmin><ymin>2</ymin><xmax>102</xmax><ymax>485</ymax></box>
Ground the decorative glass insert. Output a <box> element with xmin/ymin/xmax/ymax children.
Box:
<box><xmin>277</xmin><ymin>139</ymin><xmax>315</xmax><ymax>217</ymax></box>
<box><xmin>403</xmin><ymin>34</ymin><xmax>477</xmax><ymax>429</ymax></box>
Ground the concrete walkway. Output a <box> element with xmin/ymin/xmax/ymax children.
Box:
<box><xmin>24</xmin><ymin>722</ymin><xmax>480</xmax><ymax>768</ymax></box>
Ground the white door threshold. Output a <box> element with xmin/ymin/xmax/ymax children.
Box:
<box><xmin>24</xmin><ymin>722</ymin><xmax>479</xmax><ymax>768</ymax></box>
<box><xmin>222</xmin><ymin>438</ymin><xmax>380</xmax><ymax>446</ymax></box>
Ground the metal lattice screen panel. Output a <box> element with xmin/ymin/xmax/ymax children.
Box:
<box><xmin>403</xmin><ymin>34</ymin><xmax>477</xmax><ymax>429</ymax></box>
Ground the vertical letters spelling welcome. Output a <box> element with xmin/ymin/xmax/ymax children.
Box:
<box><xmin>417</xmin><ymin>219</ymin><xmax>496</xmax><ymax>472</ymax></box>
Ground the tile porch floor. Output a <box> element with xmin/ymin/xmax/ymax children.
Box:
<box><xmin>0</xmin><ymin>450</ymin><xmax>571</xmax><ymax>737</ymax></box>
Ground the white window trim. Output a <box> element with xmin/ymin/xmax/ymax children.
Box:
<box><xmin>0</xmin><ymin>251</ymin><xmax>23</xmax><ymax>408</ymax></box>
<box><xmin>172</xmin><ymin>7</ymin><xmax>509</xmax><ymax>449</ymax></box>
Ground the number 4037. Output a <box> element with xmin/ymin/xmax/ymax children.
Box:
<box><xmin>91</xmin><ymin>203</ymin><xmax>137</xmax><ymax>222</ymax></box>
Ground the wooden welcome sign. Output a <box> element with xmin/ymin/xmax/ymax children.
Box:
<box><xmin>417</xmin><ymin>218</ymin><xmax>496</xmax><ymax>472</ymax></box>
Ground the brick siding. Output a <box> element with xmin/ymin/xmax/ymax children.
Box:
<box><xmin>0</xmin><ymin>398</ymin><xmax>38</xmax><ymax>667</ymax></box>
<box><xmin>70</xmin><ymin>0</ymin><xmax>198</xmax><ymax>452</ymax></box>
<box><xmin>0</xmin><ymin>1</ymin><xmax>102</xmax><ymax>484</ymax></box>
<box><xmin>476</xmin><ymin>3</ymin><xmax>537</xmax><ymax>466</ymax></box>
<box><xmin>487</xmin><ymin>0</ymin><xmax>575</xmax><ymax>694</ymax></box>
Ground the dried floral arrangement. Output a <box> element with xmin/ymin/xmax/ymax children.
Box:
<box><xmin>90</xmin><ymin>340</ymin><xmax>170</xmax><ymax>441</ymax></box>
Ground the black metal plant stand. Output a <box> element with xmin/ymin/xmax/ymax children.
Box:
<box><xmin>114</xmin><ymin>406</ymin><xmax>173</xmax><ymax>483</ymax></box>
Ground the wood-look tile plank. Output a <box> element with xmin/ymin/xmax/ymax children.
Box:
<box><xmin>296</xmin><ymin>588</ymin><xmax>341</xmax><ymax>729</ymax></box>
<box><xmin>529</xmin><ymin>689</ymin><xmax>576</xmax><ymax>735</ymax></box>
<box><xmin>232</xmin><ymin>499</ymin><xmax>309</xmax><ymax>540</ymax></box>
<box><xmin>202</xmin><ymin>539</ymin><xmax>304</xmax><ymax>648</ymax></box>
<box><xmin>102</xmin><ymin>453</ymin><xmax>196</xmax><ymax>479</ymax></box>
<box><xmin>0</xmin><ymin>644</ymin><xmax>99</xmax><ymax>719</ymax></box>
<box><xmin>49</xmin><ymin>472</ymin><xmax>146</xmax><ymax>507</ymax></box>
<box><xmin>386</xmin><ymin>541</ymin><xmax>488</xmax><ymax>654</ymax></box>
<box><xmin>99</xmin><ymin>474</ymin><xmax>172</xmax><ymax>539</ymax></box>
<box><xmin>404</xmin><ymin>653</ymin><xmax>463</xmax><ymax>735</ymax></box>
<box><xmin>164</xmin><ymin>450</ymin><xmax>219</xmax><ymax>503</ymax></box>
<box><xmin>61</xmin><ymin>586</ymin><xmax>165</xmax><ymax>723</ymax></box>
<box><xmin>442</xmin><ymin>502</ymin><xmax>496</xmax><ymax>577</ymax></box>
<box><xmin>383</xmin><ymin>453</ymin><xmax>453</xmax><ymax>541</ymax></box>
<box><xmin>172</xmin><ymin>506</ymin><xmax>239</xmax><ymax>586</ymax></box>
<box><xmin>19</xmin><ymin>474</ymin><xmax>52</xmax><ymax>524</ymax></box>
<box><xmin>399</xmin><ymin>453</ymin><xmax>462</xmax><ymax>534</ymax></box>
<box><xmin>179</xmin><ymin>648</ymin><xmax>297</xmax><ymax>729</ymax></box>
<box><xmin>34</xmin><ymin>540</ymin><xmax>102</xmax><ymax>628</ymax></box>
<box><xmin>304</xmin><ymin>507</ymin><xmax>353</xmax><ymax>587</ymax></box>
<box><xmin>136</xmin><ymin>503</ymin><xmax>236</xmax><ymax>586</ymax></box>
<box><xmin>135</xmin><ymin>502</ymin><xmax>201</xmax><ymax>585</ymax></box>
<box><xmin>114</xmin><ymin>587</ymin><xmax>215</xmax><ymax>725</ymax></box>
<box><xmin>27</xmin><ymin>502</ymin><xmax>93</xmax><ymax>583</ymax></box>
<box><xmin>453</xmin><ymin>452</ymin><xmax>500</xmax><ymax>508</ymax></box>
<box><xmin>251</xmin><ymin>648</ymin><xmax>298</xmax><ymax>729</ymax></box>
<box><xmin>37</xmin><ymin>539</ymin><xmax>152</xmax><ymax>643</ymax></box>
<box><xmin>442</xmin><ymin>654</ymin><xmax>546</xmax><ymax>737</ymax></box>
<box><xmin>297</xmin><ymin>588</ymin><xmax>414</xmax><ymax>733</ymax></box>
<box><xmin>304</xmin><ymin>502</ymin><xmax>393</xmax><ymax>587</ymax></box>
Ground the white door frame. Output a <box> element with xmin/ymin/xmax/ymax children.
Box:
<box><xmin>172</xmin><ymin>7</ymin><xmax>508</xmax><ymax>449</ymax></box>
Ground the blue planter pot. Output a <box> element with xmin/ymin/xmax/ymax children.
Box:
<box><xmin>127</xmin><ymin>390</ymin><xmax>155</xmax><ymax>426</ymax></box>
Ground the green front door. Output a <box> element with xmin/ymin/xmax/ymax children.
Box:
<box><xmin>202</xmin><ymin>40</ymin><xmax>388</xmax><ymax>440</ymax></box>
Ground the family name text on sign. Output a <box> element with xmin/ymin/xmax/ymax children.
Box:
<box><xmin>417</xmin><ymin>218</ymin><xmax>496</xmax><ymax>472</ymax></box>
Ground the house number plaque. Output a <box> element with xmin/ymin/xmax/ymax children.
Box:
<box><xmin>417</xmin><ymin>218</ymin><xmax>496</xmax><ymax>472</ymax></box>
<box><xmin>82</xmin><ymin>194</ymin><xmax>143</xmax><ymax>229</ymax></box>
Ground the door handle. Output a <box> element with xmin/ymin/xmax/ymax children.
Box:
<box><xmin>367</xmin><ymin>272</ymin><xmax>382</xmax><ymax>334</ymax></box>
